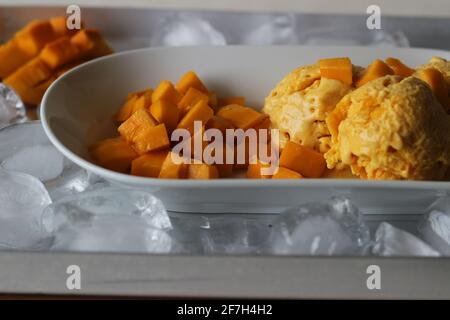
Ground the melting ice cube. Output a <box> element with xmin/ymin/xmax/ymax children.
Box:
<box><xmin>265</xmin><ymin>197</ymin><xmax>370</xmax><ymax>255</ymax></box>
<box><xmin>373</xmin><ymin>222</ymin><xmax>440</xmax><ymax>257</ymax></box>
<box><xmin>0</xmin><ymin>169</ymin><xmax>52</xmax><ymax>249</ymax></box>
<box><xmin>0</xmin><ymin>83</ymin><xmax>27</xmax><ymax>129</ymax></box>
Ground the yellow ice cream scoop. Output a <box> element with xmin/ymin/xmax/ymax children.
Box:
<box><xmin>325</xmin><ymin>75</ymin><xmax>450</xmax><ymax>180</ymax></box>
<box><xmin>263</xmin><ymin>62</ymin><xmax>355</xmax><ymax>153</ymax></box>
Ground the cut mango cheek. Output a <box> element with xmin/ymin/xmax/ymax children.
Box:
<box><xmin>90</xmin><ymin>137</ymin><xmax>138</xmax><ymax>173</ymax></box>
<box><xmin>39</xmin><ymin>36</ymin><xmax>81</xmax><ymax>70</ymax></box>
<box><xmin>0</xmin><ymin>39</ymin><xmax>34</xmax><ymax>78</ymax></box>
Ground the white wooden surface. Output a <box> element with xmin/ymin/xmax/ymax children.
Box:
<box><xmin>0</xmin><ymin>0</ymin><xmax>449</xmax><ymax>18</ymax></box>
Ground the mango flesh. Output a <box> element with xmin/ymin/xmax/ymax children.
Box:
<box><xmin>15</xmin><ymin>20</ymin><xmax>56</xmax><ymax>57</ymax></box>
<box><xmin>355</xmin><ymin>59</ymin><xmax>394</xmax><ymax>88</ymax></box>
<box><xmin>159</xmin><ymin>152</ymin><xmax>189</xmax><ymax>179</ymax></box>
<box><xmin>131</xmin><ymin>151</ymin><xmax>168</xmax><ymax>178</ymax></box>
<box><xmin>70</xmin><ymin>29</ymin><xmax>112</xmax><ymax>59</ymax></box>
<box><xmin>0</xmin><ymin>39</ymin><xmax>33</xmax><ymax>78</ymax></box>
<box><xmin>40</xmin><ymin>36</ymin><xmax>81</xmax><ymax>70</ymax></box>
<box><xmin>90</xmin><ymin>137</ymin><xmax>138</xmax><ymax>173</ymax></box>
<box><xmin>272</xmin><ymin>167</ymin><xmax>303</xmax><ymax>179</ymax></box>
<box><xmin>152</xmin><ymin>80</ymin><xmax>181</xmax><ymax>105</ymax></box>
<box><xmin>385</xmin><ymin>57</ymin><xmax>414</xmax><ymax>78</ymax></box>
<box><xmin>177</xmin><ymin>99</ymin><xmax>214</xmax><ymax>135</ymax></box>
<box><xmin>416</xmin><ymin>68</ymin><xmax>450</xmax><ymax>112</ymax></box>
<box><xmin>178</xmin><ymin>87</ymin><xmax>209</xmax><ymax>116</ymax></box>
<box><xmin>118</xmin><ymin>108</ymin><xmax>170</xmax><ymax>154</ymax></box>
<box><xmin>187</xmin><ymin>163</ymin><xmax>219</xmax><ymax>179</ymax></box>
<box><xmin>319</xmin><ymin>57</ymin><xmax>353</xmax><ymax>85</ymax></box>
<box><xmin>150</xmin><ymin>99</ymin><xmax>180</xmax><ymax>132</ymax></box>
<box><xmin>217</xmin><ymin>104</ymin><xmax>268</xmax><ymax>130</ymax></box>
<box><xmin>176</xmin><ymin>71</ymin><xmax>209</xmax><ymax>95</ymax></box>
<box><xmin>218</xmin><ymin>96</ymin><xmax>245</xmax><ymax>107</ymax></box>
<box><xmin>279</xmin><ymin>141</ymin><xmax>326</xmax><ymax>178</ymax></box>
<box><xmin>246</xmin><ymin>160</ymin><xmax>272</xmax><ymax>179</ymax></box>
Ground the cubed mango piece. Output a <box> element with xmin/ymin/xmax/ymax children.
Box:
<box><xmin>319</xmin><ymin>57</ymin><xmax>353</xmax><ymax>85</ymax></box>
<box><xmin>158</xmin><ymin>152</ymin><xmax>189</xmax><ymax>179</ymax></box>
<box><xmin>90</xmin><ymin>137</ymin><xmax>138</xmax><ymax>173</ymax></box>
<box><xmin>385</xmin><ymin>57</ymin><xmax>414</xmax><ymax>78</ymax></box>
<box><xmin>131</xmin><ymin>150</ymin><xmax>168</xmax><ymax>178</ymax></box>
<box><xmin>0</xmin><ymin>39</ymin><xmax>33</xmax><ymax>78</ymax></box>
<box><xmin>417</xmin><ymin>68</ymin><xmax>450</xmax><ymax>112</ymax></box>
<box><xmin>218</xmin><ymin>96</ymin><xmax>246</xmax><ymax>107</ymax></box>
<box><xmin>21</xmin><ymin>76</ymin><xmax>55</xmax><ymax>106</ymax></box>
<box><xmin>40</xmin><ymin>36</ymin><xmax>81</xmax><ymax>70</ymax></box>
<box><xmin>355</xmin><ymin>59</ymin><xmax>394</xmax><ymax>88</ymax></box>
<box><xmin>272</xmin><ymin>167</ymin><xmax>303</xmax><ymax>179</ymax></box>
<box><xmin>152</xmin><ymin>80</ymin><xmax>181</xmax><ymax>105</ymax></box>
<box><xmin>177</xmin><ymin>99</ymin><xmax>214</xmax><ymax>135</ymax></box>
<box><xmin>178</xmin><ymin>87</ymin><xmax>209</xmax><ymax>116</ymax></box>
<box><xmin>187</xmin><ymin>163</ymin><xmax>219</xmax><ymax>179</ymax></box>
<box><xmin>115</xmin><ymin>89</ymin><xmax>152</xmax><ymax>122</ymax></box>
<box><xmin>205</xmin><ymin>115</ymin><xmax>235</xmax><ymax>134</ymax></box>
<box><xmin>15</xmin><ymin>20</ymin><xmax>56</xmax><ymax>56</ymax></box>
<box><xmin>118</xmin><ymin>108</ymin><xmax>170</xmax><ymax>154</ymax></box>
<box><xmin>208</xmin><ymin>92</ymin><xmax>218</xmax><ymax>110</ymax></box>
<box><xmin>70</xmin><ymin>29</ymin><xmax>112</xmax><ymax>58</ymax></box>
<box><xmin>150</xmin><ymin>99</ymin><xmax>180</xmax><ymax>132</ymax></box>
<box><xmin>279</xmin><ymin>141</ymin><xmax>326</xmax><ymax>178</ymax></box>
<box><xmin>217</xmin><ymin>104</ymin><xmax>268</xmax><ymax>130</ymax></box>
<box><xmin>246</xmin><ymin>160</ymin><xmax>272</xmax><ymax>179</ymax></box>
<box><xmin>3</xmin><ymin>57</ymin><xmax>52</xmax><ymax>97</ymax></box>
<box><xmin>176</xmin><ymin>71</ymin><xmax>208</xmax><ymax>95</ymax></box>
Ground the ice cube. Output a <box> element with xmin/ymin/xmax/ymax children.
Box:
<box><xmin>265</xmin><ymin>197</ymin><xmax>370</xmax><ymax>255</ymax></box>
<box><xmin>0</xmin><ymin>121</ymin><xmax>104</xmax><ymax>200</ymax></box>
<box><xmin>418</xmin><ymin>197</ymin><xmax>450</xmax><ymax>255</ymax></box>
<box><xmin>0</xmin><ymin>83</ymin><xmax>27</xmax><ymax>129</ymax></box>
<box><xmin>242</xmin><ymin>14</ymin><xmax>298</xmax><ymax>45</ymax></box>
<box><xmin>42</xmin><ymin>188</ymin><xmax>173</xmax><ymax>253</ymax></box>
<box><xmin>0</xmin><ymin>169</ymin><xmax>52</xmax><ymax>249</ymax></box>
<box><xmin>372</xmin><ymin>222</ymin><xmax>440</xmax><ymax>257</ymax></box>
<box><xmin>151</xmin><ymin>13</ymin><xmax>226</xmax><ymax>46</ymax></box>
<box><xmin>2</xmin><ymin>145</ymin><xmax>64</xmax><ymax>181</ymax></box>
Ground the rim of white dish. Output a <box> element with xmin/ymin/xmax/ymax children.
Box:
<box><xmin>40</xmin><ymin>45</ymin><xmax>450</xmax><ymax>190</ymax></box>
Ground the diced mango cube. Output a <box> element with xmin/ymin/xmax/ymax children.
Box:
<box><xmin>132</xmin><ymin>89</ymin><xmax>153</xmax><ymax>113</ymax></box>
<box><xmin>152</xmin><ymin>80</ymin><xmax>181</xmax><ymax>105</ymax></box>
<box><xmin>217</xmin><ymin>104</ymin><xmax>268</xmax><ymax>130</ymax></box>
<box><xmin>279</xmin><ymin>141</ymin><xmax>326</xmax><ymax>178</ymax></box>
<box><xmin>158</xmin><ymin>152</ymin><xmax>189</xmax><ymax>179</ymax></box>
<box><xmin>246</xmin><ymin>160</ymin><xmax>272</xmax><ymax>179</ymax></box>
<box><xmin>355</xmin><ymin>59</ymin><xmax>394</xmax><ymax>88</ymax></box>
<box><xmin>0</xmin><ymin>39</ymin><xmax>33</xmax><ymax>78</ymax></box>
<box><xmin>118</xmin><ymin>108</ymin><xmax>170</xmax><ymax>154</ymax></box>
<box><xmin>176</xmin><ymin>71</ymin><xmax>208</xmax><ymax>95</ymax></box>
<box><xmin>319</xmin><ymin>57</ymin><xmax>353</xmax><ymax>85</ymax></box>
<box><xmin>178</xmin><ymin>87</ymin><xmax>209</xmax><ymax>116</ymax></box>
<box><xmin>417</xmin><ymin>68</ymin><xmax>450</xmax><ymax>112</ymax></box>
<box><xmin>218</xmin><ymin>96</ymin><xmax>246</xmax><ymax>107</ymax></box>
<box><xmin>208</xmin><ymin>92</ymin><xmax>218</xmax><ymax>110</ymax></box>
<box><xmin>150</xmin><ymin>99</ymin><xmax>180</xmax><ymax>132</ymax></box>
<box><xmin>115</xmin><ymin>89</ymin><xmax>152</xmax><ymax>122</ymax></box>
<box><xmin>70</xmin><ymin>29</ymin><xmax>112</xmax><ymax>58</ymax></box>
<box><xmin>40</xmin><ymin>36</ymin><xmax>81</xmax><ymax>70</ymax></box>
<box><xmin>187</xmin><ymin>163</ymin><xmax>219</xmax><ymax>179</ymax></box>
<box><xmin>272</xmin><ymin>167</ymin><xmax>303</xmax><ymax>179</ymax></box>
<box><xmin>90</xmin><ymin>137</ymin><xmax>138</xmax><ymax>173</ymax></box>
<box><xmin>3</xmin><ymin>57</ymin><xmax>52</xmax><ymax>97</ymax></box>
<box><xmin>385</xmin><ymin>57</ymin><xmax>414</xmax><ymax>78</ymax></box>
<box><xmin>131</xmin><ymin>150</ymin><xmax>168</xmax><ymax>178</ymax></box>
<box><xmin>177</xmin><ymin>99</ymin><xmax>214</xmax><ymax>135</ymax></box>
<box><xmin>205</xmin><ymin>115</ymin><xmax>235</xmax><ymax>134</ymax></box>
<box><xmin>15</xmin><ymin>20</ymin><xmax>56</xmax><ymax>56</ymax></box>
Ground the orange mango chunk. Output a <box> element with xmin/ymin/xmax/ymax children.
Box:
<box><xmin>3</xmin><ymin>57</ymin><xmax>52</xmax><ymax>97</ymax></box>
<box><xmin>150</xmin><ymin>99</ymin><xmax>180</xmax><ymax>132</ymax></box>
<box><xmin>205</xmin><ymin>115</ymin><xmax>235</xmax><ymax>133</ymax></box>
<box><xmin>21</xmin><ymin>76</ymin><xmax>55</xmax><ymax>106</ymax></box>
<box><xmin>177</xmin><ymin>99</ymin><xmax>214</xmax><ymax>134</ymax></box>
<box><xmin>50</xmin><ymin>16</ymin><xmax>82</xmax><ymax>37</ymax></box>
<box><xmin>0</xmin><ymin>39</ymin><xmax>33</xmax><ymax>78</ymax></box>
<box><xmin>218</xmin><ymin>96</ymin><xmax>246</xmax><ymax>107</ymax></box>
<box><xmin>70</xmin><ymin>29</ymin><xmax>113</xmax><ymax>59</ymax></box>
<box><xmin>115</xmin><ymin>89</ymin><xmax>152</xmax><ymax>122</ymax></box>
<box><xmin>158</xmin><ymin>152</ymin><xmax>189</xmax><ymax>179</ymax></box>
<box><xmin>15</xmin><ymin>20</ymin><xmax>56</xmax><ymax>56</ymax></box>
<box><xmin>132</xmin><ymin>89</ymin><xmax>153</xmax><ymax>113</ymax></box>
<box><xmin>246</xmin><ymin>160</ymin><xmax>272</xmax><ymax>179</ymax></box>
<box><xmin>385</xmin><ymin>57</ymin><xmax>414</xmax><ymax>78</ymax></box>
<box><xmin>279</xmin><ymin>141</ymin><xmax>326</xmax><ymax>178</ymax></box>
<box><xmin>319</xmin><ymin>57</ymin><xmax>353</xmax><ymax>85</ymax></box>
<box><xmin>208</xmin><ymin>92</ymin><xmax>218</xmax><ymax>110</ymax></box>
<box><xmin>217</xmin><ymin>104</ymin><xmax>268</xmax><ymax>130</ymax></box>
<box><xmin>272</xmin><ymin>167</ymin><xmax>304</xmax><ymax>179</ymax></box>
<box><xmin>417</xmin><ymin>68</ymin><xmax>450</xmax><ymax>111</ymax></box>
<box><xmin>176</xmin><ymin>71</ymin><xmax>208</xmax><ymax>95</ymax></box>
<box><xmin>355</xmin><ymin>59</ymin><xmax>394</xmax><ymax>88</ymax></box>
<box><xmin>40</xmin><ymin>36</ymin><xmax>80</xmax><ymax>70</ymax></box>
<box><xmin>90</xmin><ymin>137</ymin><xmax>138</xmax><ymax>173</ymax></box>
<box><xmin>118</xmin><ymin>108</ymin><xmax>170</xmax><ymax>154</ymax></box>
<box><xmin>131</xmin><ymin>150</ymin><xmax>168</xmax><ymax>178</ymax></box>
<box><xmin>187</xmin><ymin>163</ymin><xmax>219</xmax><ymax>179</ymax></box>
<box><xmin>152</xmin><ymin>80</ymin><xmax>181</xmax><ymax>105</ymax></box>
<box><xmin>178</xmin><ymin>87</ymin><xmax>209</xmax><ymax>116</ymax></box>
